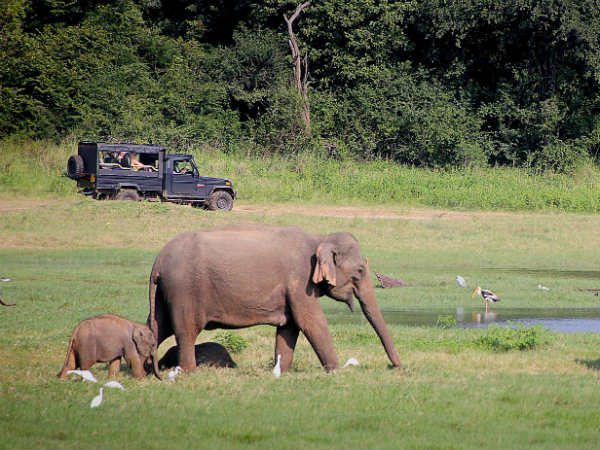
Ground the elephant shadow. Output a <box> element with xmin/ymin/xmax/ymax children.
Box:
<box><xmin>575</xmin><ymin>358</ymin><xmax>600</xmax><ymax>371</ymax></box>
<box><xmin>158</xmin><ymin>342</ymin><xmax>237</xmax><ymax>370</ymax></box>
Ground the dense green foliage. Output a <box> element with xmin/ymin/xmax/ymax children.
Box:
<box><xmin>2</xmin><ymin>0</ymin><xmax>600</xmax><ymax>171</ymax></box>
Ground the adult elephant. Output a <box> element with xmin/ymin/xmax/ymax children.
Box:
<box><xmin>146</xmin><ymin>224</ymin><xmax>402</xmax><ymax>373</ymax></box>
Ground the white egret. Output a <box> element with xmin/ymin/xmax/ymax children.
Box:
<box><xmin>537</xmin><ymin>284</ymin><xmax>550</xmax><ymax>291</ymax></box>
<box><xmin>273</xmin><ymin>354</ymin><xmax>282</xmax><ymax>378</ymax></box>
<box><xmin>473</xmin><ymin>286</ymin><xmax>500</xmax><ymax>313</ymax></box>
<box><xmin>90</xmin><ymin>388</ymin><xmax>104</xmax><ymax>408</ymax></box>
<box><xmin>342</xmin><ymin>357</ymin><xmax>359</xmax><ymax>368</ymax></box>
<box><xmin>67</xmin><ymin>369</ymin><xmax>97</xmax><ymax>383</ymax></box>
<box><xmin>0</xmin><ymin>277</ymin><xmax>10</xmax><ymax>282</ymax></box>
<box><xmin>167</xmin><ymin>366</ymin><xmax>182</xmax><ymax>382</ymax></box>
<box><xmin>456</xmin><ymin>275</ymin><xmax>467</xmax><ymax>288</ymax></box>
<box><xmin>103</xmin><ymin>381</ymin><xmax>125</xmax><ymax>390</ymax></box>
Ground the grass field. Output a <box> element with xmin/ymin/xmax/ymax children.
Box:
<box><xmin>1</xmin><ymin>197</ymin><xmax>600</xmax><ymax>449</ymax></box>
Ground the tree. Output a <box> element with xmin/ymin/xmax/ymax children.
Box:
<box><xmin>284</xmin><ymin>2</ymin><xmax>311</xmax><ymax>134</ymax></box>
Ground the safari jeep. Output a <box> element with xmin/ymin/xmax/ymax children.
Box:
<box><xmin>67</xmin><ymin>142</ymin><xmax>236</xmax><ymax>211</ymax></box>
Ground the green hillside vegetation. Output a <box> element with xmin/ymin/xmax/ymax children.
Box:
<box><xmin>2</xmin><ymin>0</ymin><xmax>600</xmax><ymax>172</ymax></box>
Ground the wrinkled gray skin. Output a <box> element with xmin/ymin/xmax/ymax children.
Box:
<box><xmin>147</xmin><ymin>224</ymin><xmax>402</xmax><ymax>373</ymax></box>
<box><xmin>57</xmin><ymin>314</ymin><xmax>161</xmax><ymax>380</ymax></box>
<box><xmin>158</xmin><ymin>342</ymin><xmax>237</xmax><ymax>370</ymax></box>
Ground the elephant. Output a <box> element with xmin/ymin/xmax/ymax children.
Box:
<box><xmin>158</xmin><ymin>342</ymin><xmax>237</xmax><ymax>370</ymax></box>
<box><xmin>57</xmin><ymin>314</ymin><xmax>161</xmax><ymax>380</ymax></box>
<box><xmin>146</xmin><ymin>224</ymin><xmax>402</xmax><ymax>373</ymax></box>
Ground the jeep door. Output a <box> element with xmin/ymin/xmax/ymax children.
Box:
<box><xmin>168</xmin><ymin>159</ymin><xmax>209</xmax><ymax>198</ymax></box>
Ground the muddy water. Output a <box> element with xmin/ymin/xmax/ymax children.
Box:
<box><xmin>324</xmin><ymin>307</ymin><xmax>600</xmax><ymax>333</ymax></box>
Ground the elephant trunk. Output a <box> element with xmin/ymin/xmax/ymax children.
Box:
<box><xmin>356</xmin><ymin>275</ymin><xmax>402</xmax><ymax>369</ymax></box>
<box><xmin>150</xmin><ymin>347</ymin><xmax>161</xmax><ymax>380</ymax></box>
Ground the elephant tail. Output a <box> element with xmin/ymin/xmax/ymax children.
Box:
<box><xmin>56</xmin><ymin>324</ymin><xmax>79</xmax><ymax>379</ymax></box>
<box><xmin>147</xmin><ymin>258</ymin><xmax>161</xmax><ymax>342</ymax></box>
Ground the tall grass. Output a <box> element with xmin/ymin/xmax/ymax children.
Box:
<box><xmin>2</xmin><ymin>138</ymin><xmax>600</xmax><ymax>212</ymax></box>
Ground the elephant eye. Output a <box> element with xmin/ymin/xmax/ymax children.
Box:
<box><xmin>354</xmin><ymin>266</ymin><xmax>365</xmax><ymax>280</ymax></box>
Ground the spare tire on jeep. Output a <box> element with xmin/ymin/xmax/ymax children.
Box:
<box><xmin>67</xmin><ymin>154</ymin><xmax>85</xmax><ymax>179</ymax></box>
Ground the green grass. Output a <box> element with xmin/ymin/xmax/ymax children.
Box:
<box><xmin>1</xmin><ymin>197</ymin><xmax>600</xmax><ymax>449</ymax></box>
<box><xmin>2</xmin><ymin>138</ymin><xmax>600</xmax><ymax>212</ymax></box>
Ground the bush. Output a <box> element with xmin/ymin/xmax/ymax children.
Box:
<box><xmin>215</xmin><ymin>331</ymin><xmax>249</xmax><ymax>354</ymax></box>
<box><xmin>475</xmin><ymin>322</ymin><xmax>546</xmax><ymax>352</ymax></box>
<box><xmin>436</xmin><ymin>315</ymin><xmax>457</xmax><ymax>329</ymax></box>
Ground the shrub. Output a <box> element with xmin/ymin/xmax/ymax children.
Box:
<box><xmin>474</xmin><ymin>322</ymin><xmax>546</xmax><ymax>352</ymax></box>
<box><xmin>214</xmin><ymin>331</ymin><xmax>249</xmax><ymax>354</ymax></box>
<box><xmin>436</xmin><ymin>315</ymin><xmax>457</xmax><ymax>329</ymax></box>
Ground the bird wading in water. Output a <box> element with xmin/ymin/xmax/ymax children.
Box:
<box><xmin>473</xmin><ymin>286</ymin><xmax>500</xmax><ymax>313</ymax></box>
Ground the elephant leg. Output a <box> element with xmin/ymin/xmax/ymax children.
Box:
<box><xmin>108</xmin><ymin>358</ymin><xmax>121</xmax><ymax>379</ymax></box>
<box><xmin>171</xmin><ymin>300</ymin><xmax>202</xmax><ymax>372</ymax></box>
<box><xmin>291</xmin><ymin>304</ymin><xmax>338</xmax><ymax>371</ymax></box>
<box><xmin>175</xmin><ymin>333</ymin><xmax>198</xmax><ymax>373</ymax></box>
<box><xmin>124</xmin><ymin>350</ymin><xmax>145</xmax><ymax>379</ymax></box>
<box><xmin>275</xmin><ymin>321</ymin><xmax>300</xmax><ymax>372</ymax></box>
<box><xmin>154</xmin><ymin>287</ymin><xmax>173</xmax><ymax>346</ymax></box>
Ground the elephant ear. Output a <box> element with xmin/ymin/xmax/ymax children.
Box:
<box><xmin>312</xmin><ymin>243</ymin><xmax>337</xmax><ymax>286</ymax></box>
<box><xmin>133</xmin><ymin>327</ymin><xmax>154</xmax><ymax>358</ymax></box>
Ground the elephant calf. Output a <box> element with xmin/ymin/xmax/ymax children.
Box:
<box><xmin>57</xmin><ymin>314</ymin><xmax>160</xmax><ymax>380</ymax></box>
<box><xmin>158</xmin><ymin>342</ymin><xmax>237</xmax><ymax>370</ymax></box>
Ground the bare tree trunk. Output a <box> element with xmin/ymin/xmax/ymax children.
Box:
<box><xmin>284</xmin><ymin>2</ymin><xmax>311</xmax><ymax>135</ymax></box>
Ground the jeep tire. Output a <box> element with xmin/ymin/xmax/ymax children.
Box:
<box><xmin>116</xmin><ymin>189</ymin><xmax>140</xmax><ymax>201</ymax></box>
<box><xmin>206</xmin><ymin>190</ymin><xmax>233</xmax><ymax>211</ymax></box>
<box><xmin>67</xmin><ymin>155</ymin><xmax>85</xmax><ymax>179</ymax></box>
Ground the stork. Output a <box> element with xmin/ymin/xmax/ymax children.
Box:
<box><xmin>473</xmin><ymin>286</ymin><xmax>500</xmax><ymax>313</ymax></box>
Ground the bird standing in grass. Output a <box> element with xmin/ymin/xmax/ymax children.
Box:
<box><xmin>473</xmin><ymin>286</ymin><xmax>500</xmax><ymax>313</ymax></box>
<box><xmin>167</xmin><ymin>366</ymin><xmax>182</xmax><ymax>382</ymax></box>
<box><xmin>273</xmin><ymin>354</ymin><xmax>282</xmax><ymax>378</ymax></box>
<box><xmin>67</xmin><ymin>369</ymin><xmax>97</xmax><ymax>383</ymax></box>
<box><xmin>342</xmin><ymin>357</ymin><xmax>359</xmax><ymax>368</ymax></box>
<box><xmin>103</xmin><ymin>381</ymin><xmax>125</xmax><ymax>390</ymax></box>
<box><xmin>90</xmin><ymin>388</ymin><xmax>104</xmax><ymax>408</ymax></box>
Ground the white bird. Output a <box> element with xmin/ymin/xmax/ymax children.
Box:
<box><xmin>167</xmin><ymin>366</ymin><xmax>182</xmax><ymax>382</ymax></box>
<box><xmin>0</xmin><ymin>277</ymin><xmax>11</xmax><ymax>282</ymax></box>
<box><xmin>537</xmin><ymin>284</ymin><xmax>550</xmax><ymax>291</ymax></box>
<box><xmin>90</xmin><ymin>388</ymin><xmax>104</xmax><ymax>408</ymax></box>
<box><xmin>456</xmin><ymin>275</ymin><xmax>467</xmax><ymax>288</ymax></box>
<box><xmin>473</xmin><ymin>286</ymin><xmax>501</xmax><ymax>313</ymax></box>
<box><xmin>67</xmin><ymin>369</ymin><xmax>97</xmax><ymax>383</ymax></box>
<box><xmin>273</xmin><ymin>354</ymin><xmax>282</xmax><ymax>378</ymax></box>
<box><xmin>103</xmin><ymin>381</ymin><xmax>125</xmax><ymax>390</ymax></box>
<box><xmin>342</xmin><ymin>357</ymin><xmax>359</xmax><ymax>368</ymax></box>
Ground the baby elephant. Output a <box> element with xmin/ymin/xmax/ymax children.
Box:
<box><xmin>158</xmin><ymin>342</ymin><xmax>237</xmax><ymax>370</ymax></box>
<box><xmin>57</xmin><ymin>314</ymin><xmax>161</xmax><ymax>380</ymax></box>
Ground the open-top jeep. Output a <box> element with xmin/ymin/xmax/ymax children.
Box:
<box><xmin>67</xmin><ymin>142</ymin><xmax>236</xmax><ymax>210</ymax></box>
